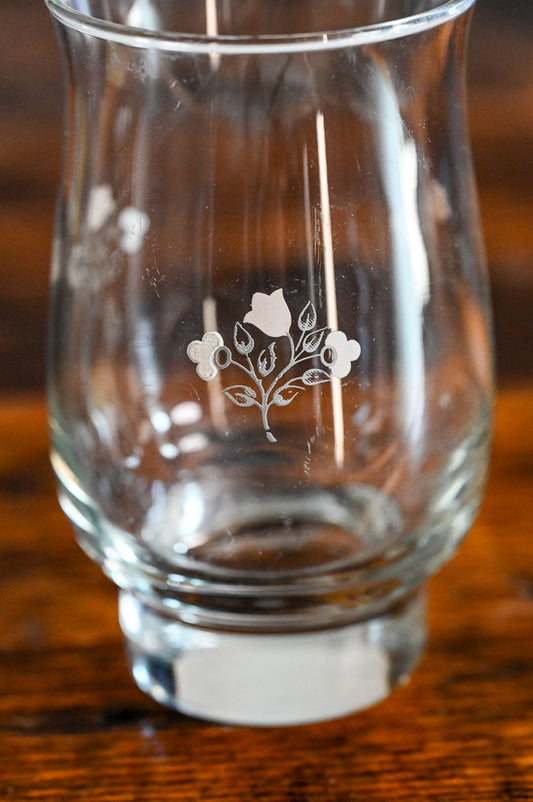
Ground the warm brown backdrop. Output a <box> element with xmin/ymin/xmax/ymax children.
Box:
<box><xmin>1</xmin><ymin>1</ymin><xmax>533</xmax><ymax>799</ymax></box>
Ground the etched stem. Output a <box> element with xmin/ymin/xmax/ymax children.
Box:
<box><xmin>265</xmin><ymin>332</ymin><xmax>297</xmax><ymax>398</ymax></box>
<box><xmin>228</xmin><ymin>357</ymin><xmax>255</xmax><ymax>381</ymax></box>
<box><xmin>246</xmin><ymin>352</ymin><xmax>263</xmax><ymax>391</ymax></box>
<box><xmin>266</xmin><ymin>350</ymin><xmax>319</xmax><ymax>398</ymax></box>
<box><xmin>261</xmin><ymin>401</ymin><xmax>276</xmax><ymax>442</ymax></box>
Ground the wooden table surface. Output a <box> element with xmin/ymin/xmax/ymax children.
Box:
<box><xmin>1</xmin><ymin>1</ymin><xmax>532</xmax><ymax>799</ymax></box>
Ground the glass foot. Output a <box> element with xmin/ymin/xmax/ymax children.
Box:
<box><xmin>119</xmin><ymin>589</ymin><xmax>426</xmax><ymax>726</ymax></box>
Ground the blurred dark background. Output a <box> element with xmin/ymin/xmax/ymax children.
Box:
<box><xmin>1</xmin><ymin>0</ymin><xmax>531</xmax><ymax>392</ymax></box>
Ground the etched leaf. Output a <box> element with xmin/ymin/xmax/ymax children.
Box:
<box><xmin>273</xmin><ymin>387</ymin><xmax>300</xmax><ymax>406</ymax></box>
<box><xmin>298</xmin><ymin>301</ymin><xmax>317</xmax><ymax>332</ymax></box>
<box><xmin>234</xmin><ymin>322</ymin><xmax>254</xmax><ymax>355</ymax></box>
<box><xmin>257</xmin><ymin>343</ymin><xmax>277</xmax><ymax>377</ymax></box>
<box><xmin>302</xmin><ymin>368</ymin><xmax>331</xmax><ymax>386</ymax></box>
<box><xmin>301</xmin><ymin>329</ymin><xmax>325</xmax><ymax>353</ymax></box>
<box><xmin>223</xmin><ymin>385</ymin><xmax>257</xmax><ymax>407</ymax></box>
<box><xmin>257</xmin><ymin>359</ymin><xmax>269</xmax><ymax>378</ymax></box>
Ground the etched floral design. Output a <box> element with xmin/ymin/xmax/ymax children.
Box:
<box><xmin>85</xmin><ymin>185</ymin><xmax>151</xmax><ymax>255</ymax></box>
<box><xmin>321</xmin><ymin>331</ymin><xmax>362</xmax><ymax>379</ymax></box>
<box><xmin>187</xmin><ymin>331</ymin><xmax>224</xmax><ymax>381</ymax></box>
<box><xmin>187</xmin><ymin>290</ymin><xmax>361</xmax><ymax>443</ymax></box>
<box><xmin>243</xmin><ymin>289</ymin><xmax>292</xmax><ymax>338</ymax></box>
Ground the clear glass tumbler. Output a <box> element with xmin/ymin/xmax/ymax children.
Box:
<box><xmin>45</xmin><ymin>0</ymin><xmax>493</xmax><ymax>725</ymax></box>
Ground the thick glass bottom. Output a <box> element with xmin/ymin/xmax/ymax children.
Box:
<box><xmin>119</xmin><ymin>588</ymin><xmax>426</xmax><ymax>726</ymax></box>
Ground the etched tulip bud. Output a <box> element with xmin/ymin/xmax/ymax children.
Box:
<box><xmin>243</xmin><ymin>289</ymin><xmax>291</xmax><ymax>338</ymax></box>
<box><xmin>234</xmin><ymin>321</ymin><xmax>255</xmax><ymax>355</ymax></box>
<box><xmin>298</xmin><ymin>301</ymin><xmax>317</xmax><ymax>332</ymax></box>
<box><xmin>257</xmin><ymin>343</ymin><xmax>277</xmax><ymax>377</ymax></box>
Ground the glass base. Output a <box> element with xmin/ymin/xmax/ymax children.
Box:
<box><xmin>119</xmin><ymin>589</ymin><xmax>426</xmax><ymax>726</ymax></box>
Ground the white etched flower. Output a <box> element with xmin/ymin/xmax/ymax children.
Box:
<box><xmin>321</xmin><ymin>331</ymin><xmax>361</xmax><ymax>379</ymax></box>
<box><xmin>243</xmin><ymin>288</ymin><xmax>292</xmax><ymax>338</ymax></box>
<box><xmin>187</xmin><ymin>331</ymin><xmax>224</xmax><ymax>381</ymax></box>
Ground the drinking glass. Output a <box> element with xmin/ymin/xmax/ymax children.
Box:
<box><xmin>44</xmin><ymin>0</ymin><xmax>493</xmax><ymax>725</ymax></box>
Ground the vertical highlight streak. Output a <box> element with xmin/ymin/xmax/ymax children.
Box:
<box><xmin>316</xmin><ymin>111</ymin><xmax>344</xmax><ymax>468</ymax></box>
<box><xmin>373</xmin><ymin>68</ymin><xmax>428</xmax><ymax>449</ymax></box>
<box><xmin>303</xmin><ymin>144</ymin><xmax>323</xmax><ymax>433</ymax></box>
<box><xmin>316</xmin><ymin>112</ymin><xmax>338</xmax><ymax>333</ymax></box>
<box><xmin>205</xmin><ymin>0</ymin><xmax>220</xmax><ymax>69</ymax></box>
<box><xmin>302</xmin><ymin>143</ymin><xmax>315</xmax><ymax>284</ymax></box>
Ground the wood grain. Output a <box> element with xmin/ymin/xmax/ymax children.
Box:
<box><xmin>1</xmin><ymin>390</ymin><xmax>533</xmax><ymax>799</ymax></box>
<box><xmin>1</xmin><ymin>0</ymin><xmax>533</xmax><ymax>799</ymax></box>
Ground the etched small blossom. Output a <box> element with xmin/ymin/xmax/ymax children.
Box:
<box><xmin>243</xmin><ymin>289</ymin><xmax>291</xmax><ymax>338</ymax></box>
<box><xmin>187</xmin><ymin>331</ymin><xmax>224</xmax><ymax>381</ymax></box>
<box><xmin>321</xmin><ymin>331</ymin><xmax>361</xmax><ymax>379</ymax></box>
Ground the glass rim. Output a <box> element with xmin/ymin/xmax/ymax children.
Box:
<box><xmin>44</xmin><ymin>0</ymin><xmax>477</xmax><ymax>54</ymax></box>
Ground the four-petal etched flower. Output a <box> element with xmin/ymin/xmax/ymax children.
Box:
<box><xmin>243</xmin><ymin>289</ymin><xmax>292</xmax><ymax>338</ymax></box>
<box><xmin>321</xmin><ymin>331</ymin><xmax>361</xmax><ymax>379</ymax></box>
<box><xmin>186</xmin><ymin>331</ymin><xmax>224</xmax><ymax>381</ymax></box>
